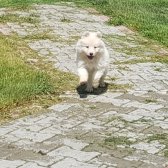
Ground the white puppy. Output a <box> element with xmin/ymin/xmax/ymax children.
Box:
<box><xmin>76</xmin><ymin>31</ymin><xmax>109</xmax><ymax>92</ymax></box>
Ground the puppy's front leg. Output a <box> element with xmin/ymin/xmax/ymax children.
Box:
<box><xmin>78</xmin><ymin>68</ymin><xmax>88</xmax><ymax>84</ymax></box>
<box><xmin>86</xmin><ymin>71</ymin><xmax>94</xmax><ymax>92</ymax></box>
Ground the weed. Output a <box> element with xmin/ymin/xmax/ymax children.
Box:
<box><xmin>89</xmin><ymin>105</ymin><xmax>97</xmax><ymax>110</ymax></box>
<box><xmin>164</xmin><ymin>150</ymin><xmax>168</xmax><ymax>157</ymax></box>
<box><xmin>147</xmin><ymin>133</ymin><xmax>168</xmax><ymax>142</ymax></box>
<box><xmin>0</xmin><ymin>14</ymin><xmax>39</xmax><ymax>24</ymax></box>
<box><xmin>60</xmin><ymin>17</ymin><xmax>71</xmax><ymax>23</ymax></box>
<box><xmin>147</xmin><ymin>133</ymin><xmax>168</xmax><ymax>157</ymax></box>
<box><xmin>145</xmin><ymin>99</ymin><xmax>157</xmax><ymax>103</ymax></box>
<box><xmin>108</xmin><ymin>83</ymin><xmax>132</xmax><ymax>91</ymax></box>
<box><xmin>104</xmin><ymin>136</ymin><xmax>133</xmax><ymax>148</ymax></box>
<box><xmin>154</xmin><ymin>68</ymin><xmax>161</xmax><ymax>72</ymax></box>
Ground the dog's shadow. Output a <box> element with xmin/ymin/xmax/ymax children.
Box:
<box><xmin>76</xmin><ymin>83</ymin><xmax>108</xmax><ymax>98</ymax></box>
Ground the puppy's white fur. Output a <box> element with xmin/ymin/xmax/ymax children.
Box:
<box><xmin>76</xmin><ymin>31</ymin><xmax>109</xmax><ymax>92</ymax></box>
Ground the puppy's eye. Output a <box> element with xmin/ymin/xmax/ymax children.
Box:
<box><xmin>94</xmin><ymin>46</ymin><xmax>97</xmax><ymax>49</ymax></box>
<box><xmin>86</xmin><ymin>46</ymin><xmax>89</xmax><ymax>48</ymax></box>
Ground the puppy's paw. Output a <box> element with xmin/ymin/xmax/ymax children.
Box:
<box><xmin>99</xmin><ymin>82</ymin><xmax>106</xmax><ymax>88</ymax></box>
<box><xmin>79</xmin><ymin>81</ymin><xmax>87</xmax><ymax>86</ymax></box>
<box><xmin>86</xmin><ymin>85</ymin><xmax>93</xmax><ymax>92</ymax></box>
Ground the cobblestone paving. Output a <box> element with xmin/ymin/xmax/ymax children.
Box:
<box><xmin>0</xmin><ymin>3</ymin><xmax>168</xmax><ymax>168</ymax></box>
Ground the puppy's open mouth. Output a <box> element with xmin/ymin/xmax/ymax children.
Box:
<box><xmin>87</xmin><ymin>55</ymin><xmax>94</xmax><ymax>60</ymax></box>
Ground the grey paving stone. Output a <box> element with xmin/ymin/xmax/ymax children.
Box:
<box><xmin>48</xmin><ymin>146</ymin><xmax>100</xmax><ymax>162</ymax></box>
<box><xmin>33</xmin><ymin>156</ymin><xmax>64</xmax><ymax>167</ymax></box>
<box><xmin>130</xmin><ymin>141</ymin><xmax>165</xmax><ymax>154</ymax></box>
<box><xmin>19</xmin><ymin>162</ymin><xmax>45</xmax><ymax>168</ymax></box>
<box><xmin>79</xmin><ymin>122</ymin><xmax>105</xmax><ymax>130</ymax></box>
<box><xmin>123</xmin><ymin>101</ymin><xmax>164</xmax><ymax>111</ymax></box>
<box><xmin>63</xmin><ymin>138</ymin><xmax>89</xmax><ymax>150</ymax></box>
<box><xmin>124</xmin><ymin>150</ymin><xmax>168</xmax><ymax>168</ymax></box>
<box><xmin>89</xmin><ymin>93</ymin><xmax>127</xmax><ymax>104</ymax></box>
<box><xmin>10</xmin><ymin>128</ymin><xmax>54</xmax><ymax>142</ymax></box>
<box><xmin>135</xmin><ymin>109</ymin><xmax>166</xmax><ymax>120</ymax></box>
<box><xmin>51</xmin><ymin>158</ymin><xmax>98</xmax><ymax>168</ymax></box>
<box><xmin>48</xmin><ymin>103</ymin><xmax>77</xmax><ymax>112</ymax></box>
<box><xmin>0</xmin><ymin>127</ymin><xmax>17</xmax><ymax>136</ymax></box>
<box><xmin>119</xmin><ymin>113</ymin><xmax>143</xmax><ymax>122</ymax></box>
<box><xmin>0</xmin><ymin>3</ymin><xmax>168</xmax><ymax>168</ymax></box>
<box><xmin>0</xmin><ymin>159</ymin><xmax>25</xmax><ymax>168</ymax></box>
<box><xmin>154</xmin><ymin>120</ymin><xmax>168</xmax><ymax>129</ymax></box>
<box><xmin>0</xmin><ymin>24</ymin><xmax>12</xmax><ymax>35</ymax></box>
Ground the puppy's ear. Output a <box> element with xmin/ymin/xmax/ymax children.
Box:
<box><xmin>82</xmin><ymin>31</ymin><xmax>90</xmax><ymax>38</ymax></box>
<box><xmin>96</xmin><ymin>31</ymin><xmax>102</xmax><ymax>38</ymax></box>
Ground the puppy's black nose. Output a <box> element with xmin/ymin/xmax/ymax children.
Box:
<box><xmin>90</xmin><ymin>53</ymin><xmax>93</xmax><ymax>56</ymax></box>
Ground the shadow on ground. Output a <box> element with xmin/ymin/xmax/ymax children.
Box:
<box><xmin>76</xmin><ymin>83</ymin><xmax>109</xmax><ymax>98</ymax></box>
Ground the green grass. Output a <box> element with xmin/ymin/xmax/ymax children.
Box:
<box><xmin>86</xmin><ymin>0</ymin><xmax>168</xmax><ymax>47</ymax></box>
<box><xmin>0</xmin><ymin>0</ymin><xmax>167</xmax><ymax>47</ymax></box>
<box><xmin>0</xmin><ymin>35</ymin><xmax>53</xmax><ymax>110</ymax></box>
<box><xmin>0</xmin><ymin>34</ymin><xmax>77</xmax><ymax>122</ymax></box>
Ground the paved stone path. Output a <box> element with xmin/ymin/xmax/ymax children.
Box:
<box><xmin>0</xmin><ymin>3</ymin><xmax>168</xmax><ymax>168</ymax></box>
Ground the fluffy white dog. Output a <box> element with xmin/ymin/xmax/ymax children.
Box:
<box><xmin>76</xmin><ymin>31</ymin><xmax>109</xmax><ymax>92</ymax></box>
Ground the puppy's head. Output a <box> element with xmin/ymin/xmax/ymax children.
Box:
<box><xmin>78</xmin><ymin>31</ymin><xmax>104</xmax><ymax>60</ymax></box>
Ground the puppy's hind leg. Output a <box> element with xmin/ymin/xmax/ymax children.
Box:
<box><xmin>98</xmin><ymin>69</ymin><xmax>107</xmax><ymax>88</ymax></box>
<box><xmin>94</xmin><ymin>70</ymin><xmax>105</xmax><ymax>88</ymax></box>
